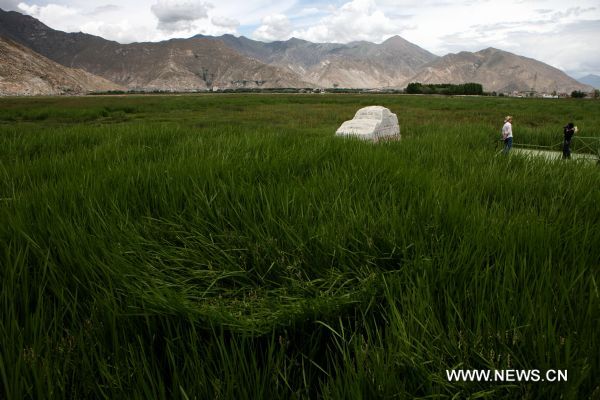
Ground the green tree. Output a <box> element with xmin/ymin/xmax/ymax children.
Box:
<box><xmin>463</xmin><ymin>83</ymin><xmax>483</xmax><ymax>95</ymax></box>
<box><xmin>406</xmin><ymin>82</ymin><xmax>423</xmax><ymax>94</ymax></box>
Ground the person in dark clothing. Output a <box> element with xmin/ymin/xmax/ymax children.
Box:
<box><xmin>563</xmin><ymin>122</ymin><xmax>577</xmax><ymax>159</ymax></box>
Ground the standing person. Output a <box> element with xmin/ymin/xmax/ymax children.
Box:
<box><xmin>502</xmin><ymin>116</ymin><xmax>513</xmax><ymax>154</ymax></box>
<box><xmin>562</xmin><ymin>122</ymin><xmax>577</xmax><ymax>159</ymax></box>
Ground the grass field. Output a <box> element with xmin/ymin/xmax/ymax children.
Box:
<box><xmin>0</xmin><ymin>94</ymin><xmax>599</xmax><ymax>399</ymax></box>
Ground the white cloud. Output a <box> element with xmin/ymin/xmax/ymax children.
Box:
<box><xmin>550</xmin><ymin>6</ymin><xmax>596</xmax><ymax>19</ymax></box>
<box><xmin>427</xmin><ymin>2</ymin><xmax>600</xmax><ymax>76</ymax></box>
<box><xmin>16</xmin><ymin>1</ymin><xmax>160</xmax><ymax>42</ymax></box>
<box><xmin>297</xmin><ymin>7</ymin><xmax>321</xmax><ymax>17</ymax></box>
<box><xmin>253</xmin><ymin>0</ymin><xmax>402</xmax><ymax>43</ymax></box>
<box><xmin>502</xmin><ymin>20</ymin><xmax>600</xmax><ymax>77</ymax></box>
<box><xmin>18</xmin><ymin>3</ymin><xmax>81</xmax><ymax>31</ymax></box>
<box><xmin>253</xmin><ymin>14</ymin><xmax>293</xmax><ymax>41</ymax></box>
<box><xmin>17</xmin><ymin>3</ymin><xmax>79</xmax><ymax>19</ymax></box>
<box><xmin>214</xmin><ymin>0</ymin><xmax>296</xmax><ymax>25</ymax></box>
<box><xmin>151</xmin><ymin>0</ymin><xmax>212</xmax><ymax>32</ymax></box>
<box><xmin>0</xmin><ymin>0</ymin><xmax>19</xmax><ymax>11</ymax></box>
<box><xmin>298</xmin><ymin>0</ymin><xmax>401</xmax><ymax>43</ymax></box>
<box><xmin>80</xmin><ymin>20</ymin><xmax>157</xmax><ymax>43</ymax></box>
<box><xmin>211</xmin><ymin>16</ymin><xmax>240</xmax><ymax>29</ymax></box>
<box><xmin>87</xmin><ymin>5</ymin><xmax>121</xmax><ymax>16</ymax></box>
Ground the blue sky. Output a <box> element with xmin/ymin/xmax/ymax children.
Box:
<box><xmin>1</xmin><ymin>0</ymin><xmax>599</xmax><ymax>77</ymax></box>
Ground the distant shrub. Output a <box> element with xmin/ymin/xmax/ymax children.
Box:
<box><xmin>571</xmin><ymin>90</ymin><xmax>587</xmax><ymax>98</ymax></box>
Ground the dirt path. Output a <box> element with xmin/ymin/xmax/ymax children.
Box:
<box><xmin>512</xmin><ymin>148</ymin><xmax>599</xmax><ymax>163</ymax></box>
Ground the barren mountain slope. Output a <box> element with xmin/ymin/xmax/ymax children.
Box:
<box><xmin>409</xmin><ymin>48</ymin><xmax>592</xmax><ymax>93</ymax></box>
<box><xmin>0</xmin><ymin>9</ymin><xmax>309</xmax><ymax>90</ymax></box>
<box><xmin>202</xmin><ymin>34</ymin><xmax>439</xmax><ymax>88</ymax></box>
<box><xmin>0</xmin><ymin>36</ymin><xmax>123</xmax><ymax>95</ymax></box>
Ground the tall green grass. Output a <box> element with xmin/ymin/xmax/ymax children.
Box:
<box><xmin>0</xmin><ymin>94</ymin><xmax>599</xmax><ymax>399</ymax></box>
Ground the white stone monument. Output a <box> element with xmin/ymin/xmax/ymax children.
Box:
<box><xmin>335</xmin><ymin>106</ymin><xmax>400</xmax><ymax>142</ymax></box>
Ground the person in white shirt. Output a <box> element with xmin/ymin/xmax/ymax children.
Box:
<box><xmin>502</xmin><ymin>116</ymin><xmax>513</xmax><ymax>154</ymax></box>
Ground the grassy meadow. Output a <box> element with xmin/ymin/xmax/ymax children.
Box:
<box><xmin>0</xmin><ymin>94</ymin><xmax>599</xmax><ymax>399</ymax></box>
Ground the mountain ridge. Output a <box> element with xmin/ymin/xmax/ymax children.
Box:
<box><xmin>0</xmin><ymin>8</ymin><xmax>594</xmax><ymax>94</ymax></box>
<box><xmin>0</xmin><ymin>9</ymin><xmax>311</xmax><ymax>91</ymax></box>
<box><xmin>578</xmin><ymin>74</ymin><xmax>600</xmax><ymax>89</ymax></box>
<box><xmin>409</xmin><ymin>47</ymin><xmax>592</xmax><ymax>93</ymax></box>
<box><xmin>194</xmin><ymin>32</ymin><xmax>439</xmax><ymax>88</ymax></box>
<box><xmin>0</xmin><ymin>36</ymin><xmax>124</xmax><ymax>96</ymax></box>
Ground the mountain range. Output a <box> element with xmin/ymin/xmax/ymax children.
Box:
<box><xmin>0</xmin><ymin>9</ymin><xmax>308</xmax><ymax>92</ymax></box>
<box><xmin>0</xmin><ymin>8</ymin><xmax>593</xmax><ymax>95</ymax></box>
<box><xmin>578</xmin><ymin>74</ymin><xmax>600</xmax><ymax>89</ymax></box>
<box><xmin>410</xmin><ymin>47</ymin><xmax>591</xmax><ymax>94</ymax></box>
<box><xmin>194</xmin><ymin>34</ymin><xmax>438</xmax><ymax>89</ymax></box>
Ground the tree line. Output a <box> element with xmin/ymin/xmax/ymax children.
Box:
<box><xmin>406</xmin><ymin>82</ymin><xmax>484</xmax><ymax>95</ymax></box>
